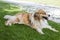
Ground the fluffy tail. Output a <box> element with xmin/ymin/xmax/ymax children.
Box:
<box><xmin>4</xmin><ymin>15</ymin><xmax>12</xmax><ymax>19</ymax></box>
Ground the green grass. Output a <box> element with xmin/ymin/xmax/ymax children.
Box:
<box><xmin>0</xmin><ymin>1</ymin><xmax>60</xmax><ymax>40</ymax></box>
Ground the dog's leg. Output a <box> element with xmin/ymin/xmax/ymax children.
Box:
<box><xmin>5</xmin><ymin>21</ymin><xmax>12</xmax><ymax>26</ymax></box>
<box><xmin>36</xmin><ymin>28</ymin><xmax>44</xmax><ymax>34</ymax></box>
<box><xmin>47</xmin><ymin>26</ymin><xmax>59</xmax><ymax>32</ymax></box>
<box><xmin>31</xmin><ymin>25</ymin><xmax>44</xmax><ymax>34</ymax></box>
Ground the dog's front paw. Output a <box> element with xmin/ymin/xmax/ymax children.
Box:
<box><xmin>39</xmin><ymin>30</ymin><xmax>45</xmax><ymax>34</ymax></box>
<box><xmin>36</xmin><ymin>28</ymin><xmax>44</xmax><ymax>34</ymax></box>
<box><xmin>53</xmin><ymin>29</ymin><xmax>59</xmax><ymax>32</ymax></box>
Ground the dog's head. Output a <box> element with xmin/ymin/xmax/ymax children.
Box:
<box><xmin>34</xmin><ymin>9</ymin><xmax>50</xmax><ymax>20</ymax></box>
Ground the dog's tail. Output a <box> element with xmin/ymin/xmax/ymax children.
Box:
<box><xmin>4</xmin><ymin>15</ymin><xmax>12</xmax><ymax>19</ymax></box>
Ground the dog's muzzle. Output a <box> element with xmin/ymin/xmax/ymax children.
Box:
<box><xmin>42</xmin><ymin>14</ymin><xmax>50</xmax><ymax>20</ymax></box>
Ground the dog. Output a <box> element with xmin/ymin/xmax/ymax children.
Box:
<box><xmin>4</xmin><ymin>9</ymin><xmax>58</xmax><ymax>34</ymax></box>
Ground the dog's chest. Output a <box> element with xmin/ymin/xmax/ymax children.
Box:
<box><xmin>40</xmin><ymin>20</ymin><xmax>49</xmax><ymax>28</ymax></box>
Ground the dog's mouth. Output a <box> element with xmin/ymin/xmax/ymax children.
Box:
<box><xmin>42</xmin><ymin>16</ymin><xmax>48</xmax><ymax>20</ymax></box>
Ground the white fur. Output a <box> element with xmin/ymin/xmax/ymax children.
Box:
<box><xmin>4</xmin><ymin>15</ymin><xmax>18</xmax><ymax>26</ymax></box>
<box><xmin>4</xmin><ymin>15</ymin><xmax>12</xmax><ymax>19</ymax></box>
<box><xmin>4</xmin><ymin>15</ymin><xmax>16</xmax><ymax>20</ymax></box>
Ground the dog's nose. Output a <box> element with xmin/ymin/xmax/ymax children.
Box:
<box><xmin>48</xmin><ymin>15</ymin><xmax>50</xmax><ymax>17</ymax></box>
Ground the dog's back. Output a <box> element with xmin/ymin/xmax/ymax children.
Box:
<box><xmin>16</xmin><ymin>13</ymin><xmax>32</xmax><ymax>25</ymax></box>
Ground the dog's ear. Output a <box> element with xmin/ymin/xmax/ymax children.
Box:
<box><xmin>34</xmin><ymin>12</ymin><xmax>40</xmax><ymax>21</ymax></box>
<box><xmin>34</xmin><ymin>12</ymin><xmax>39</xmax><ymax>17</ymax></box>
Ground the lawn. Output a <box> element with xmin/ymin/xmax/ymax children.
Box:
<box><xmin>0</xmin><ymin>1</ymin><xmax>60</xmax><ymax>40</ymax></box>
